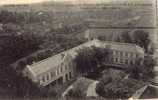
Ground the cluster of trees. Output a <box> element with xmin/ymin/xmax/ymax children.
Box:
<box><xmin>129</xmin><ymin>54</ymin><xmax>156</xmax><ymax>80</ymax></box>
<box><xmin>0</xmin><ymin>10</ymin><xmax>52</xmax><ymax>24</ymax></box>
<box><xmin>95</xmin><ymin>72</ymin><xmax>144</xmax><ymax>99</ymax></box>
<box><xmin>0</xmin><ymin>34</ymin><xmax>43</xmax><ymax>62</ymax></box>
<box><xmin>121</xmin><ymin>30</ymin><xmax>153</xmax><ymax>54</ymax></box>
<box><xmin>49</xmin><ymin>22</ymin><xmax>87</xmax><ymax>35</ymax></box>
<box><xmin>96</xmin><ymin>79</ymin><xmax>134</xmax><ymax>98</ymax></box>
<box><xmin>74</xmin><ymin>46</ymin><xmax>110</xmax><ymax>75</ymax></box>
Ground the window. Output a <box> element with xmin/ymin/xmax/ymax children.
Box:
<box><xmin>125</xmin><ymin>59</ymin><xmax>128</xmax><ymax>64</ymax></box>
<box><xmin>47</xmin><ymin>74</ymin><xmax>49</xmax><ymax>81</ymax></box>
<box><xmin>60</xmin><ymin>67</ymin><xmax>63</xmax><ymax>73</ymax></box>
<box><xmin>132</xmin><ymin>60</ymin><xmax>135</xmax><ymax>65</ymax></box>
<box><xmin>130</xmin><ymin>60</ymin><xmax>133</xmax><ymax>65</ymax></box>
<box><xmin>125</xmin><ymin>52</ymin><xmax>128</xmax><ymax>57</ymax></box>
<box><xmin>120</xmin><ymin>52</ymin><xmax>123</xmax><ymax>57</ymax></box>
<box><xmin>122</xmin><ymin>52</ymin><xmax>126</xmax><ymax>57</ymax></box>
<box><xmin>131</xmin><ymin>53</ymin><xmax>135</xmax><ymax>57</ymax></box>
<box><xmin>122</xmin><ymin>59</ymin><xmax>124</xmax><ymax>63</ymax></box>
<box><xmin>69</xmin><ymin>65</ymin><xmax>71</xmax><ymax>69</ymax></box>
<box><xmin>58</xmin><ymin>68</ymin><xmax>60</xmax><ymax>74</ymax></box>
<box><xmin>115</xmin><ymin>58</ymin><xmax>118</xmax><ymax>63</ymax></box>
<box><xmin>136</xmin><ymin>54</ymin><xmax>138</xmax><ymax>58</ymax></box>
<box><xmin>42</xmin><ymin>75</ymin><xmax>46</xmax><ymax>82</ymax></box>
<box><xmin>69</xmin><ymin>72</ymin><xmax>72</xmax><ymax>79</ymax></box>
<box><xmin>120</xmin><ymin>59</ymin><xmax>123</xmax><ymax>63</ymax></box>
<box><xmin>66</xmin><ymin>74</ymin><xmax>69</xmax><ymax>81</ymax></box>
<box><xmin>65</xmin><ymin>65</ymin><xmax>67</xmax><ymax>71</ymax></box>
<box><xmin>51</xmin><ymin>72</ymin><xmax>55</xmax><ymax>78</ymax></box>
<box><xmin>111</xmin><ymin>58</ymin><xmax>113</xmax><ymax>62</ymax></box>
<box><xmin>128</xmin><ymin>53</ymin><xmax>130</xmax><ymax>57</ymax></box>
<box><xmin>117</xmin><ymin>51</ymin><xmax>120</xmax><ymax>56</ymax></box>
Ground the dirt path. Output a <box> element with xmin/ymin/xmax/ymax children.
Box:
<box><xmin>86</xmin><ymin>81</ymin><xmax>99</xmax><ymax>97</ymax></box>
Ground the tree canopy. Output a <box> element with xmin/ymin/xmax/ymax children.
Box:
<box><xmin>74</xmin><ymin>46</ymin><xmax>110</xmax><ymax>75</ymax></box>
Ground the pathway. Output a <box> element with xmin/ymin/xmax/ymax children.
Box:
<box><xmin>86</xmin><ymin>81</ymin><xmax>99</xmax><ymax>97</ymax></box>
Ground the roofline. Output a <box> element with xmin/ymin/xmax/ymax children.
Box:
<box><xmin>29</xmin><ymin>39</ymin><xmax>144</xmax><ymax>67</ymax></box>
<box><xmin>29</xmin><ymin>40</ymin><xmax>97</xmax><ymax>67</ymax></box>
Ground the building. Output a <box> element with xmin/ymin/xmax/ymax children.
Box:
<box><xmin>14</xmin><ymin>39</ymin><xmax>144</xmax><ymax>87</ymax></box>
<box><xmin>22</xmin><ymin>40</ymin><xmax>100</xmax><ymax>87</ymax></box>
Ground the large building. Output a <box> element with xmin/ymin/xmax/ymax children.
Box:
<box><xmin>19</xmin><ymin>39</ymin><xmax>144</xmax><ymax>87</ymax></box>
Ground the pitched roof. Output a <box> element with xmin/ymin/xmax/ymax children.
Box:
<box><xmin>100</xmin><ymin>41</ymin><xmax>144</xmax><ymax>53</ymax></box>
<box><xmin>29</xmin><ymin>53</ymin><xmax>65</xmax><ymax>76</ymax></box>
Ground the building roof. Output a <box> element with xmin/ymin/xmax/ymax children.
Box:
<box><xmin>12</xmin><ymin>39</ymin><xmax>144</xmax><ymax>78</ymax></box>
<box><xmin>29</xmin><ymin>53</ymin><xmax>65</xmax><ymax>76</ymax></box>
<box><xmin>97</xmin><ymin>40</ymin><xmax>144</xmax><ymax>54</ymax></box>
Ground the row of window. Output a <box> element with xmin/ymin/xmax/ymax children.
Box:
<box><xmin>40</xmin><ymin>71</ymin><xmax>56</xmax><ymax>84</ymax></box>
<box><xmin>107</xmin><ymin>57</ymin><xmax>135</xmax><ymax>65</ymax></box>
<box><xmin>39</xmin><ymin>64</ymin><xmax>72</xmax><ymax>84</ymax></box>
<box><xmin>56</xmin><ymin>64</ymin><xmax>72</xmax><ymax>75</ymax></box>
<box><xmin>112</xmin><ymin>50</ymin><xmax>138</xmax><ymax>58</ymax></box>
<box><xmin>40</xmin><ymin>71</ymin><xmax>73</xmax><ymax>84</ymax></box>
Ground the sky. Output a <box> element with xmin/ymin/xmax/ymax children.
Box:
<box><xmin>0</xmin><ymin>0</ymin><xmax>156</xmax><ymax>5</ymax></box>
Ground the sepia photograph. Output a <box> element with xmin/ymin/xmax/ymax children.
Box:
<box><xmin>0</xmin><ymin>0</ymin><xmax>157</xmax><ymax>99</ymax></box>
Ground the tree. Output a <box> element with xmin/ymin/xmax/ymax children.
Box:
<box><xmin>74</xmin><ymin>46</ymin><xmax>109</xmax><ymax>75</ymax></box>
<box><xmin>132</xmin><ymin>30</ymin><xmax>150</xmax><ymax>53</ymax></box>
<box><xmin>142</xmin><ymin>55</ymin><xmax>156</xmax><ymax>78</ymax></box>
<box><xmin>98</xmin><ymin>36</ymin><xmax>107</xmax><ymax>41</ymax></box>
<box><xmin>26</xmin><ymin>56</ymin><xmax>34</xmax><ymax>65</ymax></box>
<box><xmin>17</xmin><ymin>60</ymin><xmax>27</xmax><ymax>72</ymax></box>
<box><xmin>96</xmin><ymin>77</ymin><xmax>133</xmax><ymax>98</ymax></box>
<box><xmin>96</xmin><ymin>73</ymin><xmax>112</xmax><ymax>96</ymax></box>
<box><xmin>92</xmin><ymin>46</ymin><xmax>110</xmax><ymax>65</ymax></box>
<box><xmin>74</xmin><ymin>47</ymin><xmax>94</xmax><ymax>74</ymax></box>
<box><xmin>121</xmin><ymin>31</ymin><xmax>132</xmax><ymax>43</ymax></box>
<box><xmin>129</xmin><ymin>55</ymin><xmax>156</xmax><ymax>80</ymax></box>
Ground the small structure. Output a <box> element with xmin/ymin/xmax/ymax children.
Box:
<box><xmin>12</xmin><ymin>39</ymin><xmax>144</xmax><ymax>87</ymax></box>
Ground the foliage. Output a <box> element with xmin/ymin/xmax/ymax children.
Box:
<box><xmin>132</xmin><ymin>30</ymin><xmax>150</xmax><ymax>53</ymax></box>
<box><xmin>121</xmin><ymin>30</ymin><xmax>152</xmax><ymax>54</ymax></box>
<box><xmin>129</xmin><ymin>55</ymin><xmax>156</xmax><ymax>80</ymax></box>
<box><xmin>1</xmin><ymin>34</ymin><xmax>43</xmax><ymax>61</ymax></box>
<box><xmin>74</xmin><ymin>46</ymin><xmax>109</xmax><ymax>74</ymax></box>
<box><xmin>96</xmin><ymin>77</ymin><xmax>145</xmax><ymax>99</ymax></box>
